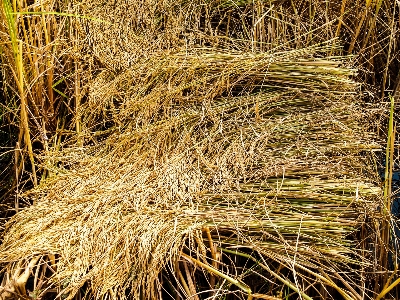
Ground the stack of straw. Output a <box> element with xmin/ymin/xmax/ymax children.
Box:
<box><xmin>0</xmin><ymin>0</ymin><xmax>387</xmax><ymax>299</ymax></box>
<box><xmin>0</xmin><ymin>45</ymin><xmax>382</xmax><ymax>299</ymax></box>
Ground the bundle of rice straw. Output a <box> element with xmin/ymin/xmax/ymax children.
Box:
<box><xmin>0</xmin><ymin>0</ymin><xmax>386</xmax><ymax>299</ymax></box>
<box><xmin>0</xmin><ymin>44</ymin><xmax>382</xmax><ymax>299</ymax></box>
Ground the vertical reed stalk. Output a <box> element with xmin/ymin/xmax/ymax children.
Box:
<box><xmin>379</xmin><ymin>94</ymin><xmax>395</xmax><ymax>294</ymax></box>
<box><xmin>17</xmin><ymin>40</ymin><xmax>37</xmax><ymax>187</ymax></box>
<box><xmin>334</xmin><ymin>0</ymin><xmax>347</xmax><ymax>38</ymax></box>
<box><xmin>383</xmin><ymin>95</ymin><xmax>394</xmax><ymax>223</ymax></box>
<box><xmin>348</xmin><ymin>2</ymin><xmax>370</xmax><ymax>53</ymax></box>
<box><xmin>75</xmin><ymin>59</ymin><xmax>82</xmax><ymax>147</ymax></box>
<box><xmin>381</xmin><ymin>1</ymin><xmax>396</xmax><ymax>99</ymax></box>
<box><xmin>360</xmin><ymin>0</ymin><xmax>383</xmax><ymax>53</ymax></box>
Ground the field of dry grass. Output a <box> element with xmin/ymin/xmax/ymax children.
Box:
<box><xmin>0</xmin><ymin>1</ymin><xmax>399</xmax><ymax>299</ymax></box>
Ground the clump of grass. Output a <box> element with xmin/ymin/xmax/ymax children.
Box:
<box><xmin>1</xmin><ymin>0</ymin><xmax>37</xmax><ymax>187</ymax></box>
<box><xmin>0</xmin><ymin>0</ymin><xmax>99</xmax><ymax>219</ymax></box>
<box><xmin>0</xmin><ymin>0</ymin><xmax>59</xmax><ymax>204</ymax></box>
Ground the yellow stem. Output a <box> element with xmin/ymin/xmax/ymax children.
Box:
<box><xmin>18</xmin><ymin>40</ymin><xmax>37</xmax><ymax>187</ymax></box>
<box><xmin>335</xmin><ymin>0</ymin><xmax>347</xmax><ymax>38</ymax></box>
<box><xmin>181</xmin><ymin>252</ymin><xmax>253</xmax><ymax>299</ymax></box>
<box><xmin>376</xmin><ymin>276</ymin><xmax>400</xmax><ymax>300</ymax></box>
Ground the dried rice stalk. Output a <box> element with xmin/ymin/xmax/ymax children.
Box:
<box><xmin>0</xmin><ymin>45</ymin><xmax>382</xmax><ymax>299</ymax></box>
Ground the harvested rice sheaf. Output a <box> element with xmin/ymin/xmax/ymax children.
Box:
<box><xmin>0</xmin><ymin>45</ymin><xmax>382</xmax><ymax>299</ymax></box>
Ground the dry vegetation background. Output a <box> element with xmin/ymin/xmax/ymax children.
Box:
<box><xmin>0</xmin><ymin>0</ymin><xmax>400</xmax><ymax>299</ymax></box>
